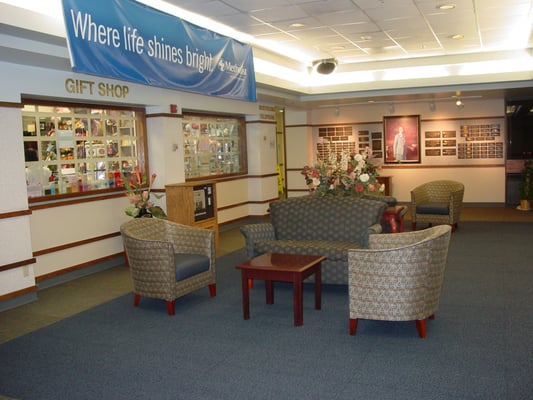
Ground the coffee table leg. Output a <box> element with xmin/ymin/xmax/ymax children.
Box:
<box><xmin>315</xmin><ymin>264</ymin><xmax>321</xmax><ymax>310</ymax></box>
<box><xmin>241</xmin><ymin>272</ymin><xmax>250</xmax><ymax>320</ymax></box>
<box><xmin>293</xmin><ymin>275</ymin><xmax>303</xmax><ymax>326</ymax></box>
<box><xmin>265</xmin><ymin>280</ymin><xmax>274</xmax><ymax>304</ymax></box>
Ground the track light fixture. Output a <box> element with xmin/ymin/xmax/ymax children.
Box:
<box><xmin>313</xmin><ymin>58</ymin><xmax>338</xmax><ymax>75</ymax></box>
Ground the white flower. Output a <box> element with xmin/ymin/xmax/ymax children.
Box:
<box><xmin>354</xmin><ymin>154</ymin><xmax>363</xmax><ymax>162</ymax></box>
<box><xmin>359</xmin><ymin>173</ymin><xmax>370</xmax><ymax>183</ymax></box>
<box><xmin>312</xmin><ymin>177</ymin><xmax>321</xmax><ymax>187</ymax></box>
<box><xmin>379</xmin><ymin>184</ymin><xmax>385</xmax><ymax>192</ymax></box>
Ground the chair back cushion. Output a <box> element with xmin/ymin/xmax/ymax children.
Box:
<box><xmin>121</xmin><ymin>218</ymin><xmax>167</xmax><ymax>241</ymax></box>
<box><xmin>269</xmin><ymin>195</ymin><xmax>386</xmax><ymax>245</ymax></box>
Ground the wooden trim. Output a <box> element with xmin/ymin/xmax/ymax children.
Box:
<box><xmin>288</xmin><ymin>164</ymin><xmax>503</xmax><ymax>172</ymax></box>
<box><xmin>185</xmin><ymin>173</ymin><xmax>277</xmax><ymax>184</ymax></box>
<box><xmin>0</xmin><ymin>209</ymin><xmax>32</xmax><ymax>220</ymax></box>
<box><xmin>0</xmin><ymin>258</ymin><xmax>36</xmax><ymax>273</ymax></box>
<box><xmin>29</xmin><ymin>192</ymin><xmax>125</xmax><ymax>210</ymax></box>
<box><xmin>217</xmin><ymin>197</ymin><xmax>279</xmax><ymax>212</ymax></box>
<box><xmin>248</xmin><ymin>197</ymin><xmax>279</xmax><ymax>204</ymax></box>
<box><xmin>0</xmin><ymin>285</ymin><xmax>38</xmax><ymax>302</ymax></box>
<box><xmin>0</xmin><ymin>101</ymin><xmax>24</xmax><ymax>108</ymax></box>
<box><xmin>246</xmin><ymin>119</ymin><xmax>277</xmax><ymax>125</ymax></box>
<box><xmin>379</xmin><ymin>164</ymin><xmax>504</xmax><ymax>169</ymax></box>
<box><xmin>33</xmin><ymin>232</ymin><xmax>121</xmax><ymax>257</ymax></box>
<box><xmin>146</xmin><ymin>113</ymin><xmax>183</xmax><ymax>119</ymax></box>
<box><xmin>245</xmin><ymin>173</ymin><xmax>278</xmax><ymax>179</ymax></box>
<box><xmin>35</xmin><ymin>252</ymin><xmax>124</xmax><ymax>282</ymax></box>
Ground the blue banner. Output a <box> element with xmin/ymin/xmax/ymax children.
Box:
<box><xmin>61</xmin><ymin>0</ymin><xmax>256</xmax><ymax>102</ymax></box>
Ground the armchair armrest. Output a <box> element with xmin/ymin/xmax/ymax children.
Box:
<box><xmin>240</xmin><ymin>223</ymin><xmax>276</xmax><ymax>258</ymax></box>
<box><xmin>368</xmin><ymin>229</ymin><xmax>436</xmax><ymax>249</ymax></box>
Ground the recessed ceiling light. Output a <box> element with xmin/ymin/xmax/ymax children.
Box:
<box><xmin>290</xmin><ymin>23</ymin><xmax>305</xmax><ymax>28</ymax></box>
<box><xmin>438</xmin><ymin>4</ymin><xmax>456</xmax><ymax>10</ymax></box>
<box><xmin>360</xmin><ymin>35</ymin><xmax>372</xmax><ymax>41</ymax></box>
<box><xmin>331</xmin><ymin>45</ymin><xmax>346</xmax><ymax>51</ymax></box>
<box><xmin>451</xmin><ymin>34</ymin><xmax>464</xmax><ymax>40</ymax></box>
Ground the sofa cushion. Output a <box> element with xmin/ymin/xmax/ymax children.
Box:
<box><xmin>269</xmin><ymin>196</ymin><xmax>386</xmax><ymax>246</ymax></box>
<box><xmin>416</xmin><ymin>202</ymin><xmax>449</xmax><ymax>215</ymax></box>
<box><xmin>174</xmin><ymin>253</ymin><xmax>210</xmax><ymax>281</ymax></box>
<box><xmin>254</xmin><ymin>239</ymin><xmax>362</xmax><ymax>262</ymax></box>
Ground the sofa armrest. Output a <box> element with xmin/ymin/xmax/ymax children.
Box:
<box><xmin>368</xmin><ymin>223</ymin><xmax>383</xmax><ymax>235</ymax></box>
<box><xmin>240</xmin><ymin>223</ymin><xmax>276</xmax><ymax>258</ymax></box>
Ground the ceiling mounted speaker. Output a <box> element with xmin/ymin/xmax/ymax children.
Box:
<box><xmin>313</xmin><ymin>58</ymin><xmax>338</xmax><ymax>75</ymax></box>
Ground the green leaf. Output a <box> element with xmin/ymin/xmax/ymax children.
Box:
<box><xmin>148</xmin><ymin>206</ymin><xmax>167</xmax><ymax>219</ymax></box>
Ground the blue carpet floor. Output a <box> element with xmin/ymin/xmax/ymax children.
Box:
<box><xmin>0</xmin><ymin>222</ymin><xmax>532</xmax><ymax>400</ymax></box>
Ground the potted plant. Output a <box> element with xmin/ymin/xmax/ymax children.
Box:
<box><xmin>518</xmin><ymin>160</ymin><xmax>533</xmax><ymax>211</ymax></box>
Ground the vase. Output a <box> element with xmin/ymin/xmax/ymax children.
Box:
<box><xmin>136</xmin><ymin>208</ymin><xmax>153</xmax><ymax>218</ymax></box>
<box><xmin>518</xmin><ymin>199</ymin><xmax>531</xmax><ymax>211</ymax></box>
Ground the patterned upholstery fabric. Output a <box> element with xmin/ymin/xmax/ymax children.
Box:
<box><xmin>347</xmin><ymin>225</ymin><xmax>452</xmax><ymax>336</ymax></box>
<box><xmin>120</xmin><ymin>218</ymin><xmax>215</xmax><ymax>314</ymax></box>
<box><xmin>410</xmin><ymin>180</ymin><xmax>464</xmax><ymax>230</ymax></box>
<box><xmin>240</xmin><ymin>196</ymin><xmax>387</xmax><ymax>284</ymax></box>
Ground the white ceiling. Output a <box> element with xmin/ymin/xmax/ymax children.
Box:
<box><xmin>167</xmin><ymin>0</ymin><xmax>532</xmax><ymax>65</ymax></box>
<box><xmin>163</xmin><ymin>0</ymin><xmax>533</xmax><ymax>105</ymax></box>
<box><xmin>0</xmin><ymin>0</ymin><xmax>532</xmax><ymax>106</ymax></box>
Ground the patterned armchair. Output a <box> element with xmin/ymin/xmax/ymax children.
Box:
<box><xmin>120</xmin><ymin>218</ymin><xmax>216</xmax><ymax>316</ymax></box>
<box><xmin>347</xmin><ymin>225</ymin><xmax>452</xmax><ymax>338</ymax></box>
<box><xmin>410</xmin><ymin>180</ymin><xmax>464</xmax><ymax>232</ymax></box>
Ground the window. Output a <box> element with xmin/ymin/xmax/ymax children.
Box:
<box><xmin>22</xmin><ymin>102</ymin><xmax>147</xmax><ymax>198</ymax></box>
<box><xmin>182</xmin><ymin>112</ymin><xmax>247</xmax><ymax>179</ymax></box>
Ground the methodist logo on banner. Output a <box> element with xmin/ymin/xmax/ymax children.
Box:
<box><xmin>61</xmin><ymin>0</ymin><xmax>256</xmax><ymax>102</ymax></box>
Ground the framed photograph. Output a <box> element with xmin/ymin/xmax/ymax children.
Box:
<box><xmin>383</xmin><ymin>115</ymin><xmax>420</xmax><ymax>163</ymax></box>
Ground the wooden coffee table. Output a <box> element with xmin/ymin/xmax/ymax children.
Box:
<box><xmin>235</xmin><ymin>253</ymin><xmax>325</xmax><ymax>326</ymax></box>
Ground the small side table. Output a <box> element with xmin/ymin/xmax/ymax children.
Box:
<box><xmin>235</xmin><ymin>253</ymin><xmax>325</xmax><ymax>327</ymax></box>
<box><xmin>382</xmin><ymin>205</ymin><xmax>407</xmax><ymax>233</ymax></box>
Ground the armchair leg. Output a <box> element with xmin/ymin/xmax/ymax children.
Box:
<box><xmin>451</xmin><ymin>223</ymin><xmax>458</xmax><ymax>232</ymax></box>
<box><xmin>208</xmin><ymin>283</ymin><xmax>216</xmax><ymax>297</ymax></box>
<box><xmin>411</xmin><ymin>222</ymin><xmax>416</xmax><ymax>231</ymax></box>
<box><xmin>166</xmin><ymin>300</ymin><xmax>175</xmax><ymax>316</ymax></box>
<box><xmin>349</xmin><ymin>318</ymin><xmax>358</xmax><ymax>336</ymax></box>
<box><xmin>133</xmin><ymin>293</ymin><xmax>141</xmax><ymax>307</ymax></box>
<box><xmin>416</xmin><ymin>319</ymin><xmax>427</xmax><ymax>339</ymax></box>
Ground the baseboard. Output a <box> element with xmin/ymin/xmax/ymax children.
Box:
<box><xmin>0</xmin><ymin>292</ymin><xmax>38</xmax><ymax>313</ymax></box>
<box><xmin>37</xmin><ymin>257</ymin><xmax>126</xmax><ymax>290</ymax></box>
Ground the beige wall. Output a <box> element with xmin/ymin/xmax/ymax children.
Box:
<box><xmin>285</xmin><ymin>97</ymin><xmax>506</xmax><ymax>203</ymax></box>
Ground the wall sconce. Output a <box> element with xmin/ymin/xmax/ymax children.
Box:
<box><xmin>388</xmin><ymin>104</ymin><xmax>395</xmax><ymax>114</ymax></box>
<box><xmin>455</xmin><ymin>99</ymin><xmax>464</xmax><ymax>108</ymax></box>
<box><xmin>429</xmin><ymin>102</ymin><xmax>436</xmax><ymax>111</ymax></box>
<box><xmin>335</xmin><ymin>107</ymin><xmax>340</xmax><ymax>116</ymax></box>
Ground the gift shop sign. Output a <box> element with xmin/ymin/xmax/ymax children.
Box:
<box><xmin>61</xmin><ymin>0</ymin><xmax>256</xmax><ymax>102</ymax></box>
<box><xmin>65</xmin><ymin>78</ymin><xmax>130</xmax><ymax>98</ymax></box>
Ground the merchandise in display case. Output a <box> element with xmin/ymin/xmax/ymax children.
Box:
<box><xmin>182</xmin><ymin>113</ymin><xmax>247</xmax><ymax>179</ymax></box>
<box><xmin>22</xmin><ymin>103</ymin><xmax>146</xmax><ymax>198</ymax></box>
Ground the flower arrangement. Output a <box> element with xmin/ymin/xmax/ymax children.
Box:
<box><xmin>301</xmin><ymin>146</ymin><xmax>385</xmax><ymax>197</ymax></box>
<box><xmin>123</xmin><ymin>166</ymin><xmax>167</xmax><ymax>218</ymax></box>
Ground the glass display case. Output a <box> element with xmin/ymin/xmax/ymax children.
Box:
<box><xmin>22</xmin><ymin>103</ymin><xmax>146</xmax><ymax>198</ymax></box>
<box><xmin>182</xmin><ymin>113</ymin><xmax>247</xmax><ymax>179</ymax></box>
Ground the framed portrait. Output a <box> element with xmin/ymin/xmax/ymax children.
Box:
<box><xmin>383</xmin><ymin>115</ymin><xmax>421</xmax><ymax>164</ymax></box>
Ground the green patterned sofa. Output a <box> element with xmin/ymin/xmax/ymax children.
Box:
<box><xmin>240</xmin><ymin>195</ymin><xmax>387</xmax><ymax>284</ymax></box>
